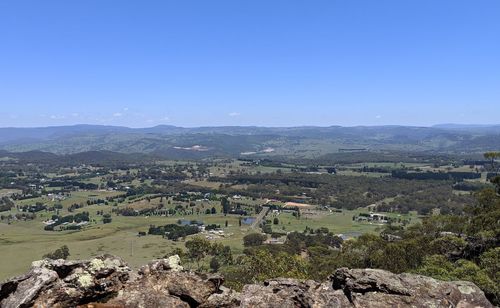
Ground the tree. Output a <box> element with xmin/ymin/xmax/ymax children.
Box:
<box><xmin>315</xmin><ymin>227</ymin><xmax>329</xmax><ymax>234</ymax></box>
<box><xmin>429</xmin><ymin>235</ymin><xmax>466</xmax><ymax>260</ymax></box>
<box><xmin>221</xmin><ymin>197</ymin><xmax>230</xmax><ymax>214</ymax></box>
<box><xmin>262</xmin><ymin>224</ymin><xmax>272</xmax><ymax>234</ymax></box>
<box><xmin>466</xmin><ymin>189</ymin><xmax>500</xmax><ymax>237</ymax></box>
<box><xmin>415</xmin><ymin>255</ymin><xmax>455</xmax><ymax>281</ymax></box>
<box><xmin>484</xmin><ymin>152</ymin><xmax>500</xmax><ymax>171</ymax></box>
<box><xmin>185</xmin><ymin>237</ymin><xmax>212</xmax><ymax>269</ymax></box>
<box><xmin>339</xmin><ymin>233</ymin><xmax>386</xmax><ymax>268</ymax></box>
<box><xmin>43</xmin><ymin>245</ymin><xmax>70</xmax><ymax>260</ymax></box>
<box><xmin>220</xmin><ymin>245</ymin><xmax>233</xmax><ymax>265</ymax></box>
<box><xmin>102</xmin><ymin>213</ymin><xmax>112</xmax><ymax>224</ymax></box>
<box><xmin>209</xmin><ymin>257</ymin><xmax>220</xmax><ymax>272</ymax></box>
<box><xmin>491</xmin><ymin>176</ymin><xmax>500</xmax><ymax>194</ymax></box>
<box><xmin>480</xmin><ymin>248</ymin><xmax>500</xmax><ymax>288</ymax></box>
<box><xmin>243</xmin><ymin>233</ymin><xmax>267</xmax><ymax>247</ymax></box>
<box><xmin>222</xmin><ymin>250</ymin><xmax>308</xmax><ymax>290</ymax></box>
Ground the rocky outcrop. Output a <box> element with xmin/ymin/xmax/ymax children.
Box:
<box><xmin>0</xmin><ymin>255</ymin><xmax>130</xmax><ymax>308</ymax></box>
<box><xmin>0</xmin><ymin>255</ymin><xmax>493</xmax><ymax>308</ymax></box>
<box><xmin>331</xmin><ymin>268</ymin><xmax>493</xmax><ymax>308</ymax></box>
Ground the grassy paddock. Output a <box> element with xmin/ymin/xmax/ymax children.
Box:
<box><xmin>0</xmin><ymin>206</ymin><xmax>253</xmax><ymax>280</ymax></box>
<box><xmin>269</xmin><ymin>209</ymin><xmax>420</xmax><ymax>235</ymax></box>
<box><xmin>0</xmin><ymin>187</ymin><xmax>421</xmax><ymax>281</ymax></box>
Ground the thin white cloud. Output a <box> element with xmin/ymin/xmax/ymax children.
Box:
<box><xmin>375</xmin><ymin>115</ymin><xmax>382</xmax><ymax>119</ymax></box>
<box><xmin>113</xmin><ymin>112</ymin><xmax>123</xmax><ymax>117</ymax></box>
<box><xmin>228</xmin><ymin>112</ymin><xmax>241</xmax><ymax>117</ymax></box>
<box><xmin>123</xmin><ymin>107</ymin><xmax>129</xmax><ymax>111</ymax></box>
<box><xmin>50</xmin><ymin>115</ymin><xmax>66</xmax><ymax>120</ymax></box>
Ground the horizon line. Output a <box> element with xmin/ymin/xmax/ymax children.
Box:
<box><xmin>1</xmin><ymin>123</ymin><xmax>500</xmax><ymax>130</ymax></box>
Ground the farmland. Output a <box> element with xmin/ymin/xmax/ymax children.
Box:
<box><xmin>0</xmin><ymin>185</ymin><xmax>420</xmax><ymax>280</ymax></box>
<box><xmin>0</xmin><ymin>149</ymin><xmax>497</xmax><ymax>301</ymax></box>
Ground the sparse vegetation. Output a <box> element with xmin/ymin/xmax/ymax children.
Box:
<box><xmin>43</xmin><ymin>245</ymin><xmax>70</xmax><ymax>260</ymax></box>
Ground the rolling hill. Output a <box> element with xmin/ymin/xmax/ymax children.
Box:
<box><xmin>0</xmin><ymin>124</ymin><xmax>499</xmax><ymax>158</ymax></box>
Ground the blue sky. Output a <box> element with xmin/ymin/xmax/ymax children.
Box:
<box><xmin>0</xmin><ymin>0</ymin><xmax>499</xmax><ymax>127</ymax></box>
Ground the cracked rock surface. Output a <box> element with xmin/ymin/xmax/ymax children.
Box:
<box><xmin>0</xmin><ymin>256</ymin><xmax>493</xmax><ymax>307</ymax></box>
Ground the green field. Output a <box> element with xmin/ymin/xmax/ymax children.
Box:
<box><xmin>0</xmin><ymin>189</ymin><xmax>21</xmax><ymax>197</ymax></box>
<box><xmin>269</xmin><ymin>209</ymin><xmax>419</xmax><ymax>235</ymax></box>
<box><xmin>0</xmin><ymin>157</ymin><xmax>431</xmax><ymax>281</ymax></box>
<box><xmin>0</xmin><ymin>208</ymin><xmax>253</xmax><ymax>280</ymax></box>
<box><xmin>0</xmin><ymin>196</ymin><xmax>417</xmax><ymax>281</ymax></box>
<box><xmin>0</xmin><ymin>191</ymin><xmax>262</xmax><ymax>279</ymax></box>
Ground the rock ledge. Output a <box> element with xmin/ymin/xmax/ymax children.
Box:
<box><xmin>0</xmin><ymin>255</ymin><xmax>493</xmax><ymax>307</ymax></box>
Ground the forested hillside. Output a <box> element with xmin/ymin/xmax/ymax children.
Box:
<box><xmin>2</xmin><ymin>125</ymin><xmax>500</xmax><ymax>157</ymax></box>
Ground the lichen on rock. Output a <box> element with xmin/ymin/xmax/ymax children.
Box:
<box><xmin>165</xmin><ymin>254</ymin><xmax>183</xmax><ymax>271</ymax></box>
<box><xmin>77</xmin><ymin>273</ymin><xmax>94</xmax><ymax>288</ymax></box>
<box><xmin>89</xmin><ymin>258</ymin><xmax>105</xmax><ymax>272</ymax></box>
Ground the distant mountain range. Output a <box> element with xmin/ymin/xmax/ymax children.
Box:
<box><xmin>431</xmin><ymin>124</ymin><xmax>500</xmax><ymax>135</ymax></box>
<box><xmin>0</xmin><ymin>149</ymin><xmax>158</xmax><ymax>166</ymax></box>
<box><xmin>0</xmin><ymin>124</ymin><xmax>499</xmax><ymax>157</ymax></box>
